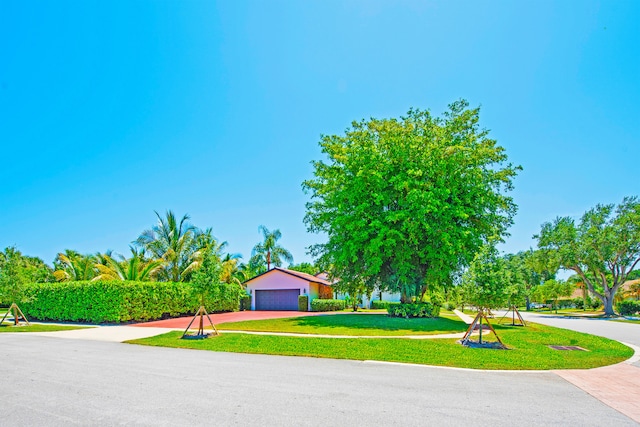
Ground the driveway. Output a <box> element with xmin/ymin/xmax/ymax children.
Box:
<box><xmin>131</xmin><ymin>310</ymin><xmax>329</xmax><ymax>329</ymax></box>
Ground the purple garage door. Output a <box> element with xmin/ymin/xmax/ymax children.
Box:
<box><xmin>255</xmin><ymin>289</ymin><xmax>300</xmax><ymax>311</ymax></box>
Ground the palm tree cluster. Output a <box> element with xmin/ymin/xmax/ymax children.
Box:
<box><xmin>50</xmin><ymin>211</ymin><xmax>296</xmax><ymax>285</ymax></box>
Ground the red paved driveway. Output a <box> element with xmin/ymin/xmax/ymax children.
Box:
<box><xmin>131</xmin><ymin>311</ymin><xmax>328</xmax><ymax>329</ymax></box>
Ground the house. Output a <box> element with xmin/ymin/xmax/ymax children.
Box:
<box><xmin>334</xmin><ymin>290</ymin><xmax>402</xmax><ymax>308</ymax></box>
<box><xmin>244</xmin><ymin>267</ymin><xmax>333</xmax><ymax>311</ymax></box>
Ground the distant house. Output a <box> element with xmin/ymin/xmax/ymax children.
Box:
<box><xmin>244</xmin><ymin>267</ymin><xmax>332</xmax><ymax>311</ymax></box>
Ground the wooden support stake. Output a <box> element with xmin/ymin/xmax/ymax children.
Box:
<box><xmin>460</xmin><ymin>309</ymin><xmax>505</xmax><ymax>347</ymax></box>
<box><xmin>182</xmin><ymin>306</ymin><xmax>218</xmax><ymax>338</ymax></box>
<box><xmin>0</xmin><ymin>303</ymin><xmax>30</xmax><ymax>326</ymax></box>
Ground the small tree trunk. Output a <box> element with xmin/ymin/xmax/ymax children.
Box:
<box><xmin>478</xmin><ymin>313</ymin><xmax>483</xmax><ymax>344</ymax></box>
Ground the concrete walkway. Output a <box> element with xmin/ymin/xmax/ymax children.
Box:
<box><xmin>453</xmin><ymin>309</ymin><xmax>474</xmax><ymax>324</ymax></box>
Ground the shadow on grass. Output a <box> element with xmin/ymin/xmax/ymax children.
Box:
<box><xmin>266</xmin><ymin>313</ymin><xmax>466</xmax><ymax>333</ymax></box>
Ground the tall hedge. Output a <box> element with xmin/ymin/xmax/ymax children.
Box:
<box><xmin>21</xmin><ymin>280</ymin><xmax>244</xmax><ymax>323</ymax></box>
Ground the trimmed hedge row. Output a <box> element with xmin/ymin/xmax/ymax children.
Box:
<box><xmin>298</xmin><ymin>295</ymin><xmax>309</xmax><ymax>312</ymax></box>
<box><xmin>21</xmin><ymin>280</ymin><xmax>244</xmax><ymax>323</ymax></box>
<box><xmin>387</xmin><ymin>302</ymin><xmax>440</xmax><ymax>318</ymax></box>
<box><xmin>617</xmin><ymin>300</ymin><xmax>640</xmax><ymax>316</ymax></box>
<box><xmin>370</xmin><ymin>300</ymin><xmax>400</xmax><ymax>310</ymax></box>
<box><xmin>311</xmin><ymin>299</ymin><xmax>345</xmax><ymax>312</ymax></box>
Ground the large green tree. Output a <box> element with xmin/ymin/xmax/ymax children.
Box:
<box><xmin>303</xmin><ymin>101</ymin><xmax>520</xmax><ymax>302</ymax></box>
<box><xmin>536</xmin><ymin>196</ymin><xmax>640</xmax><ymax>316</ymax></box>
<box><xmin>250</xmin><ymin>225</ymin><xmax>293</xmax><ymax>273</ymax></box>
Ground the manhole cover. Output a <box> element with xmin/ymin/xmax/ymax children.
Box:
<box><xmin>548</xmin><ymin>345</ymin><xmax>588</xmax><ymax>351</ymax></box>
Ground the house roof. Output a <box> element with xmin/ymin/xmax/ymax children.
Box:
<box><xmin>243</xmin><ymin>267</ymin><xmax>332</xmax><ymax>286</ymax></box>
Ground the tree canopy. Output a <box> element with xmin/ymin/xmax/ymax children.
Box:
<box><xmin>536</xmin><ymin>196</ymin><xmax>640</xmax><ymax>315</ymax></box>
<box><xmin>461</xmin><ymin>246</ymin><xmax>511</xmax><ymax>310</ymax></box>
<box><xmin>0</xmin><ymin>247</ymin><xmax>53</xmax><ymax>303</ymax></box>
<box><xmin>303</xmin><ymin>101</ymin><xmax>520</xmax><ymax>301</ymax></box>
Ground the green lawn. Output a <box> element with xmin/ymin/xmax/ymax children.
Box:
<box><xmin>217</xmin><ymin>313</ymin><xmax>466</xmax><ymax>336</ymax></box>
<box><xmin>129</xmin><ymin>319</ymin><xmax>633</xmax><ymax>370</ymax></box>
<box><xmin>0</xmin><ymin>323</ymin><xmax>90</xmax><ymax>333</ymax></box>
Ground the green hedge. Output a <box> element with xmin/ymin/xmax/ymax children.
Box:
<box><xmin>21</xmin><ymin>281</ymin><xmax>244</xmax><ymax>323</ymax></box>
<box><xmin>240</xmin><ymin>294</ymin><xmax>251</xmax><ymax>311</ymax></box>
<box><xmin>387</xmin><ymin>302</ymin><xmax>440</xmax><ymax>318</ymax></box>
<box><xmin>617</xmin><ymin>300</ymin><xmax>640</xmax><ymax>316</ymax></box>
<box><xmin>311</xmin><ymin>299</ymin><xmax>345</xmax><ymax>312</ymax></box>
<box><xmin>298</xmin><ymin>295</ymin><xmax>309</xmax><ymax>312</ymax></box>
<box><xmin>370</xmin><ymin>300</ymin><xmax>400</xmax><ymax>310</ymax></box>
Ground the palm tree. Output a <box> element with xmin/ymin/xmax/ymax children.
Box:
<box><xmin>250</xmin><ymin>225</ymin><xmax>293</xmax><ymax>272</ymax></box>
<box><xmin>53</xmin><ymin>250</ymin><xmax>97</xmax><ymax>282</ymax></box>
<box><xmin>135</xmin><ymin>211</ymin><xmax>200</xmax><ymax>282</ymax></box>
<box><xmin>93</xmin><ymin>247</ymin><xmax>164</xmax><ymax>281</ymax></box>
<box><xmin>220</xmin><ymin>252</ymin><xmax>243</xmax><ymax>286</ymax></box>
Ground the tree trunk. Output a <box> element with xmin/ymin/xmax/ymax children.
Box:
<box><xmin>400</xmin><ymin>292</ymin><xmax>411</xmax><ymax>304</ymax></box>
<box><xmin>603</xmin><ymin>295</ymin><xmax>615</xmax><ymax>316</ymax></box>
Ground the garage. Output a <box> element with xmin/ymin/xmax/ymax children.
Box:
<box><xmin>255</xmin><ymin>289</ymin><xmax>300</xmax><ymax>311</ymax></box>
<box><xmin>244</xmin><ymin>267</ymin><xmax>333</xmax><ymax>311</ymax></box>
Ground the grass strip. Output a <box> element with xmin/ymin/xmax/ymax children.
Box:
<box><xmin>217</xmin><ymin>313</ymin><xmax>466</xmax><ymax>336</ymax></box>
<box><xmin>129</xmin><ymin>322</ymin><xmax>632</xmax><ymax>370</ymax></box>
<box><xmin>0</xmin><ymin>323</ymin><xmax>90</xmax><ymax>333</ymax></box>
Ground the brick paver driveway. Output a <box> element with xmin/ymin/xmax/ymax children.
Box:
<box><xmin>131</xmin><ymin>310</ymin><xmax>331</xmax><ymax>329</ymax></box>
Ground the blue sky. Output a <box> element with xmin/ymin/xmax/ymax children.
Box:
<box><xmin>1</xmin><ymin>1</ymin><xmax>639</xmax><ymax>266</ymax></box>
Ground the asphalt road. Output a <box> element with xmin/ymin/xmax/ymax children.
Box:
<box><xmin>519</xmin><ymin>311</ymin><xmax>640</xmax><ymax>367</ymax></box>
<box><xmin>1</xmin><ymin>333</ymin><xmax>637</xmax><ymax>426</ymax></box>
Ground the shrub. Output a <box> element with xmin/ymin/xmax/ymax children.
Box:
<box><xmin>573</xmin><ymin>298</ymin><xmax>585</xmax><ymax>310</ymax></box>
<box><xmin>387</xmin><ymin>302</ymin><xmax>440</xmax><ymax>318</ymax></box>
<box><xmin>311</xmin><ymin>299</ymin><xmax>345</xmax><ymax>312</ymax></box>
<box><xmin>557</xmin><ymin>299</ymin><xmax>575</xmax><ymax>309</ymax></box>
<box><xmin>298</xmin><ymin>295</ymin><xmax>309</xmax><ymax>312</ymax></box>
<box><xmin>240</xmin><ymin>294</ymin><xmax>251</xmax><ymax>311</ymax></box>
<box><xmin>370</xmin><ymin>300</ymin><xmax>400</xmax><ymax>310</ymax></box>
<box><xmin>441</xmin><ymin>301</ymin><xmax>456</xmax><ymax>311</ymax></box>
<box><xmin>617</xmin><ymin>300</ymin><xmax>640</xmax><ymax>316</ymax></box>
<box><xmin>21</xmin><ymin>280</ymin><xmax>244</xmax><ymax>323</ymax></box>
<box><xmin>590</xmin><ymin>298</ymin><xmax>602</xmax><ymax>310</ymax></box>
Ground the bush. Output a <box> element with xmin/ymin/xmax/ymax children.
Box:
<box><xmin>557</xmin><ymin>299</ymin><xmax>575</xmax><ymax>309</ymax></box>
<box><xmin>441</xmin><ymin>301</ymin><xmax>456</xmax><ymax>311</ymax></box>
<box><xmin>298</xmin><ymin>295</ymin><xmax>309</xmax><ymax>312</ymax></box>
<box><xmin>310</xmin><ymin>299</ymin><xmax>345</xmax><ymax>312</ymax></box>
<box><xmin>370</xmin><ymin>300</ymin><xmax>400</xmax><ymax>310</ymax></box>
<box><xmin>590</xmin><ymin>298</ymin><xmax>602</xmax><ymax>310</ymax></box>
<box><xmin>617</xmin><ymin>300</ymin><xmax>640</xmax><ymax>316</ymax></box>
<box><xmin>387</xmin><ymin>302</ymin><xmax>440</xmax><ymax>318</ymax></box>
<box><xmin>573</xmin><ymin>298</ymin><xmax>585</xmax><ymax>310</ymax></box>
<box><xmin>240</xmin><ymin>294</ymin><xmax>251</xmax><ymax>311</ymax></box>
<box><xmin>21</xmin><ymin>280</ymin><xmax>244</xmax><ymax>323</ymax></box>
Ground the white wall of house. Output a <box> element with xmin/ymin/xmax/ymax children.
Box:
<box><xmin>335</xmin><ymin>290</ymin><xmax>402</xmax><ymax>308</ymax></box>
<box><xmin>246</xmin><ymin>270</ymin><xmax>312</xmax><ymax>310</ymax></box>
